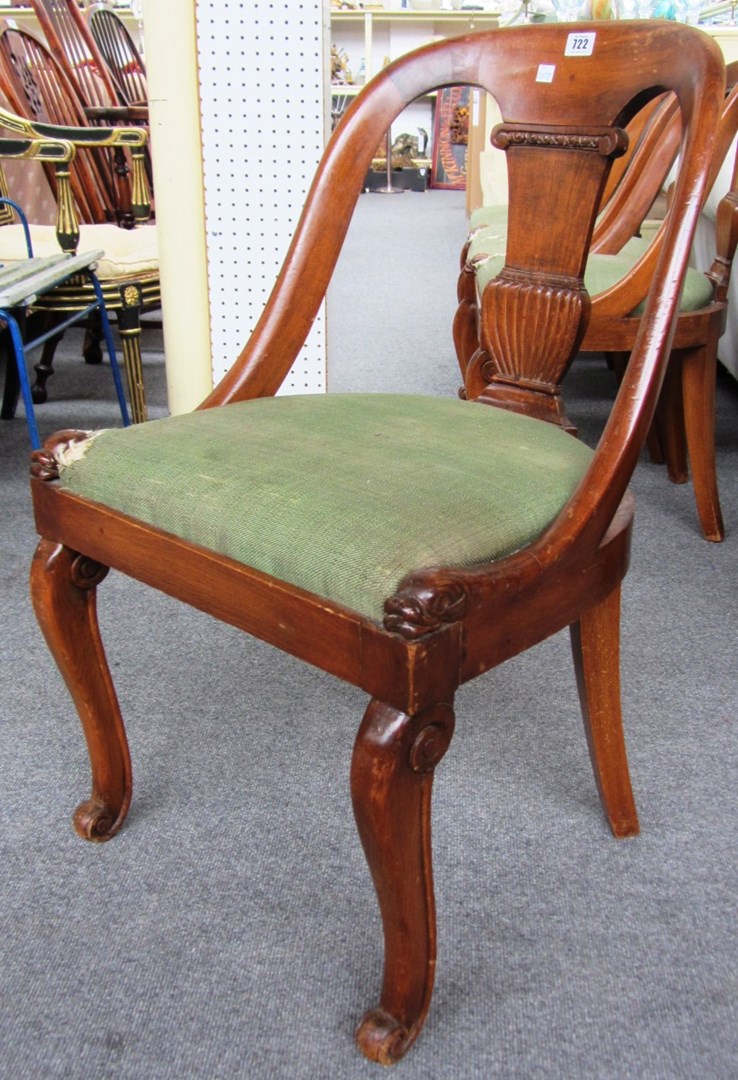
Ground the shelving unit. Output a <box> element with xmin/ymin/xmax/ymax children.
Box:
<box><xmin>330</xmin><ymin>8</ymin><xmax>499</xmax><ymax>185</ymax></box>
<box><xmin>331</xmin><ymin>9</ymin><xmax>499</xmax><ymax>81</ymax></box>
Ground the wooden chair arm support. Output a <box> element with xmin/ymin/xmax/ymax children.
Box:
<box><xmin>0</xmin><ymin>135</ymin><xmax>80</xmax><ymax>252</ymax></box>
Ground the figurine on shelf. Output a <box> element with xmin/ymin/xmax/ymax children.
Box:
<box><xmin>372</xmin><ymin>133</ymin><xmax>423</xmax><ymax>169</ymax></box>
<box><xmin>331</xmin><ymin>44</ymin><xmax>354</xmax><ymax>85</ymax></box>
<box><xmin>449</xmin><ymin>105</ymin><xmax>469</xmax><ymax>145</ymax></box>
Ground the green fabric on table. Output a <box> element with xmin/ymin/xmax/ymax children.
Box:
<box><xmin>57</xmin><ymin>394</ymin><xmax>594</xmax><ymax>622</ymax></box>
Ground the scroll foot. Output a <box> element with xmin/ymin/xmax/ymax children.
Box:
<box><xmin>356</xmin><ymin>1008</ymin><xmax>411</xmax><ymax>1066</ymax></box>
<box><xmin>351</xmin><ymin>698</ymin><xmax>455</xmax><ymax>1064</ymax></box>
<box><xmin>73</xmin><ymin>798</ymin><xmax>126</xmax><ymax>843</ymax></box>
<box><xmin>30</xmin><ymin>540</ymin><xmax>132</xmax><ymax>842</ymax></box>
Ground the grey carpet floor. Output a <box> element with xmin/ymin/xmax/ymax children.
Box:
<box><xmin>1</xmin><ymin>191</ymin><xmax>737</xmax><ymax>1079</ymax></box>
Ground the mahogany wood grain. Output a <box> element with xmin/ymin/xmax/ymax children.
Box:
<box><xmin>30</xmin><ymin>539</ymin><xmax>131</xmax><ymax>840</ymax></box>
<box><xmin>454</xmin><ymin>62</ymin><xmax>738</xmax><ymax>542</ymax></box>
<box><xmin>570</xmin><ymin>585</ymin><xmax>638</xmax><ymax>839</ymax></box>
<box><xmin>27</xmin><ymin>24</ymin><xmax>725</xmax><ymax>1063</ymax></box>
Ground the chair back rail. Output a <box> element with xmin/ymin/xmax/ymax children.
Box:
<box><xmin>589</xmin><ymin>69</ymin><xmax>738</xmax><ymax>319</ymax></box>
<box><xmin>591</xmin><ymin>92</ymin><xmax>681</xmax><ymax>254</ymax></box>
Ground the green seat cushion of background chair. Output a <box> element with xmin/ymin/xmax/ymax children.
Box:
<box><xmin>468</xmin><ymin>203</ymin><xmax>509</xmax><ymax>238</ymax></box>
<box><xmin>471</xmin><ymin>234</ymin><xmax>714</xmax><ymax>315</ymax></box>
<box><xmin>57</xmin><ymin>394</ymin><xmax>594</xmax><ymax>622</ymax></box>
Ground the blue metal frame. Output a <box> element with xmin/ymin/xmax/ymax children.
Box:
<box><xmin>0</xmin><ymin>197</ymin><xmax>131</xmax><ymax>450</ymax></box>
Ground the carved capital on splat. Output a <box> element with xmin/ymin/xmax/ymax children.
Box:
<box><xmin>30</xmin><ymin>429</ymin><xmax>96</xmax><ymax>480</ymax></box>
<box><xmin>492</xmin><ymin>123</ymin><xmax>628</xmax><ymax>159</ymax></box>
<box><xmin>383</xmin><ymin>577</ymin><xmax>468</xmax><ymax>640</ymax></box>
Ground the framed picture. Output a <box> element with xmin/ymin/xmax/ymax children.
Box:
<box><xmin>431</xmin><ymin>86</ymin><xmax>471</xmax><ymax>190</ymax></box>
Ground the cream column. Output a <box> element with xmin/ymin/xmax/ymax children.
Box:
<box><xmin>141</xmin><ymin>0</ymin><xmax>212</xmax><ymax>413</ymax></box>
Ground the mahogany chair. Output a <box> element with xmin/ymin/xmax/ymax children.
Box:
<box><xmin>28</xmin><ymin>23</ymin><xmax>723</xmax><ymax>1064</ymax></box>
<box><xmin>580</xmin><ymin>72</ymin><xmax>738</xmax><ymax>542</ymax></box>
<box><xmin>455</xmin><ymin>67</ymin><xmax>738</xmax><ymax>541</ymax></box>
<box><xmin>0</xmin><ymin>100</ymin><xmax>156</xmax><ymax>422</ymax></box>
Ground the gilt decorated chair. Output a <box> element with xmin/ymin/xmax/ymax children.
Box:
<box><xmin>0</xmin><ymin>19</ymin><xmax>144</xmax><ymax>227</ymax></box>
<box><xmin>28</xmin><ymin>23</ymin><xmax>724</xmax><ymax>1065</ymax></box>
<box><xmin>0</xmin><ymin>28</ymin><xmax>157</xmax><ymax>422</ymax></box>
<box><xmin>29</xmin><ymin>0</ymin><xmax>153</xmax><ymax>198</ymax></box>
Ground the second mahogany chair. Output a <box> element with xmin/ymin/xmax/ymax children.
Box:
<box><xmin>28</xmin><ymin>22</ymin><xmax>723</xmax><ymax>1065</ymax></box>
<box><xmin>456</xmin><ymin>67</ymin><xmax>738</xmax><ymax>541</ymax></box>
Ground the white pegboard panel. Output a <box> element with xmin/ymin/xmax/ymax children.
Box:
<box><xmin>195</xmin><ymin>1</ymin><xmax>328</xmax><ymax>393</ymax></box>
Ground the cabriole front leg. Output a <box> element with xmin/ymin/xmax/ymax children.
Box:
<box><xmin>351</xmin><ymin>698</ymin><xmax>455</xmax><ymax>1065</ymax></box>
<box><xmin>30</xmin><ymin>539</ymin><xmax>132</xmax><ymax>842</ymax></box>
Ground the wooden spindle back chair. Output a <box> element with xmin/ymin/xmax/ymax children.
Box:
<box><xmin>31</xmin><ymin>0</ymin><xmax>123</xmax><ymax>116</ymax></box>
<box><xmin>29</xmin><ymin>0</ymin><xmax>152</xmax><ymax>210</ymax></box>
<box><xmin>86</xmin><ymin>1</ymin><xmax>147</xmax><ymax>109</ymax></box>
<box><xmin>0</xmin><ymin>21</ymin><xmax>112</xmax><ymax>224</ymax></box>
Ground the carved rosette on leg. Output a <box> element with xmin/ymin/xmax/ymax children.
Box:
<box><xmin>351</xmin><ymin>699</ymin><xmax>455</xmax><ymax>1064</ymax></box>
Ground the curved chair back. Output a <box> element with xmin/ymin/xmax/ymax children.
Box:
<box><xmin>86</xmin><ymin>2</ymin><xmax>147</xmax><ymax>107</ymax></box>
<box><xmin>30</xmin><ymin>0</ymin><xmax>122</xmax><ymax>112</ymax></box>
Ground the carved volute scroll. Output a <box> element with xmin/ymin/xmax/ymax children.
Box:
<box><xmin>472</xmin><ymin>123</ymin><xmax>628</xmax><ymax>421</ymax></box>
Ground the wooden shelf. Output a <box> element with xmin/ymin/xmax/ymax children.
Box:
<box><xmin>331</xmin><ymin>10</ymin><xmax>500</xmax><ymax>25</ymax></box>
<box><xmin>331</xmin><ymin>8</ymin><xmax>500</xmax><ymax>83</ymax></box>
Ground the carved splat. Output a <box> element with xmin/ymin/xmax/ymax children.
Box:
<box><xmin>469</xmin><ymin>122</ymin><xmax>628</xmax><ymax>421</ymax></box>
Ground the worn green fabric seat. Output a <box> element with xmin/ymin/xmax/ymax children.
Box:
<box><xmin>468</xmin><ymin>203</ymin><xmax>509</xmax><ymax>238</ymax></box>
<box><xmin>470</xmin><ymin>231</ymin><xmax>715</xmax><ymax>315</ymax></box>
<box><xmin>56</xmin><ymin>393</ymin><xmax>595</xmax><ymax>622</ymax></box>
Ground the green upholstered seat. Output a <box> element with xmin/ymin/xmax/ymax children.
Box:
<box><xmin>468</xmin><ymin>203</ymin><xmax>509</xmax><ymax>236</ymax></box>
<box><xmin>56</xmin><ymin>393</ymin><xmax>594</xmax><ymax>622</ymax></box>
<box><xmin>470</xmin><ymin>231</ymin><xmax>715</xmax><ymax>315</ymax></box>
